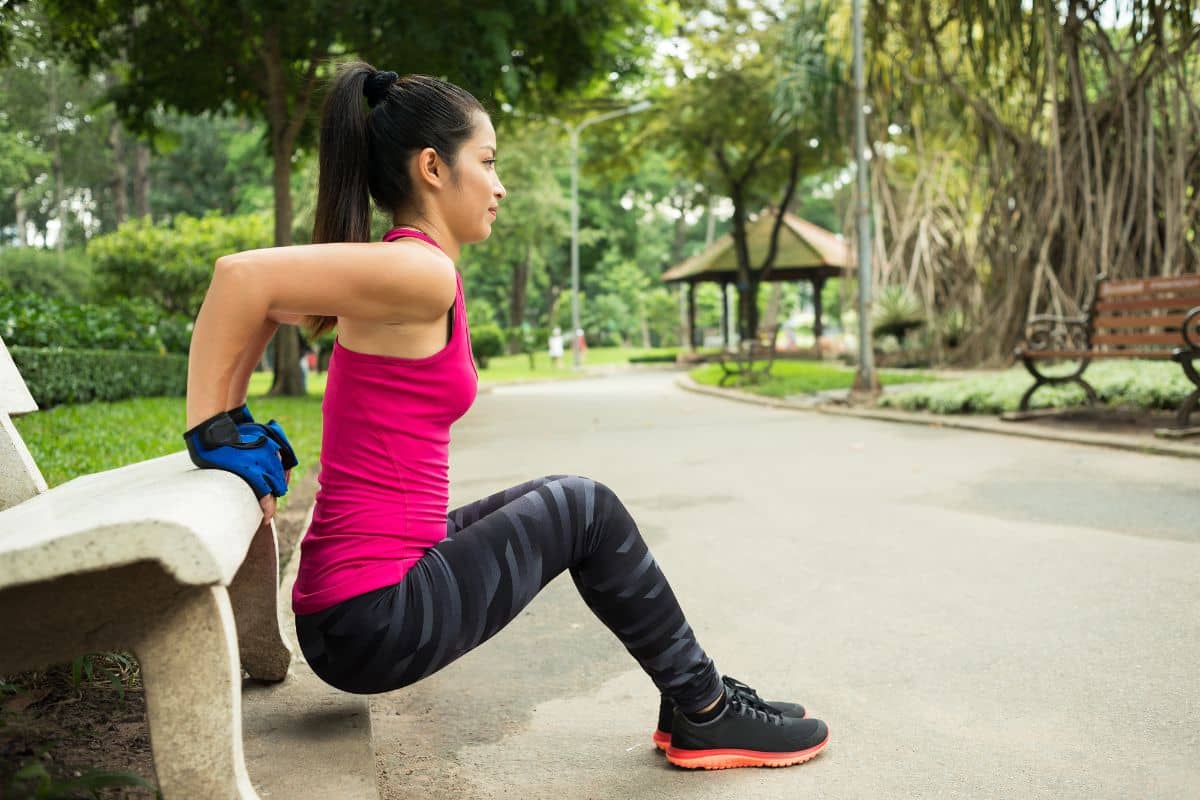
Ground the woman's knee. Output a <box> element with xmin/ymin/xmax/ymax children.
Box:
<box><xmin>546</xmin><ymin>475</ymin><xmax>626</xmax><ymax>524</ymax></box>
<box><xmin>545</xmin><ymin>474</ymin><xmax>613</xmax><ymax>498</ymax></box>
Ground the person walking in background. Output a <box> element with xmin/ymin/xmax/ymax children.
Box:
<box><xmin>548</xmin><ymin>326</ymin><xmax>564</xmax><ymax>369</ymax></box>
<box><xmin>182</xmin><ymin>61</ymin><xmax>829</xmax><ymax>772</ymax></box>
<box><xmin>575</xmin><ymin>327</ymin><xmax>587</xmax><ymax>365</ymax></box>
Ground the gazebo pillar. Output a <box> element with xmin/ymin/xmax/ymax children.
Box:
<box><xmin>686</xmin><ymin>281</ymin><xmax>697</xmax><ymax>350</ymax></box>
<box><xmin>720</xmin><ymin>282</ymin><xmax>731</xmax><ymax>348</ymax></box>
<box><xmin>811</xmin><ymin>276</ymin><xmax>827</xmax><ymax>342</ymax></box>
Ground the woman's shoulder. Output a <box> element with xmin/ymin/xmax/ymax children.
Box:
<box><xmin>361</xmin><ymin>239</ymin><xmax>457</xmax><ymax>309</ymax></box>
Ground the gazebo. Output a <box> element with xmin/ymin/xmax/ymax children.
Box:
<box><xmin>662</xmin><ymin>210</ymin><xmax>850</xmax><ymax>348</ymax></box>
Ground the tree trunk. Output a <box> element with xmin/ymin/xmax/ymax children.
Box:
<box><xmin>670</xmin><ymin>203</ymin><xmax>689</xmax><ymax>264</ymax></box>
<box><xmin>508</xmin><ymin>245</ymin><xmax>531</xmax><ymax>354</ymax></box>
<box><xmin>727</xmin><ymin>182</ymin><xmax>755</xmax><ymax>339</ymax></box>
<box><xmin>49</xmin><ymin>71</ymin><xmax>66</xmax><ymax>258</ymax></box>
<box><xmin>545</xmin><ymin>284</ymin><xmax>561</xmax><ymax>331</ymax></box>
<box><xmin>104</xmin><ymin>71</ymin><xmax>128</xmax><ymax>226</ymax></box>
<box><xmin>268</xmin><ymin>116</ymin><xmax>294</xmax><ymax>247</ymax></box>
<box><xmin>265</xmin><ymin>124</ymin><xmax>305</xmax><ymax>395</ymax></box>
<box><xmin>763</xmin><ymin>283</ymin><xmax>782</xmax><ymax>331</ymax></box>
<box><xmin>133</xmin><ymin>141</ymin><xmax>150</xmax><ymax>218</ymax></box>
<box><xmin>13</xmin><ymin>188</ymin><xmax>26</xmax><ymax>247</ymax></box>
<box><xmin>109</xmin><ymin>124</ymin><xmax>128</xmax><ymax>225</ymax></box>
<box><xmin>262</xmin><ymin>24</ymin><xmax>305</xmax><ymax>397</ymax></box>
<box><xmin>678</xmin><ymin>285</ymin><xmax>689</xmax><ymax>350</ymax></box>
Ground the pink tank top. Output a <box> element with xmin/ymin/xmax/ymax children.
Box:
<box><xmin>292</xmin><ymin>228</ymin><xmax>478</xmax><ymax>614</ymax></box>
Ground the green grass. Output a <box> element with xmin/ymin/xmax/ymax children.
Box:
<box><xmin>690</xmin><ymin>359</ymin><xmax>935</xmax><ymax>398</ymax></box>
<box><xmin>14</xmin><ymin>374</ymin><xmax>323</xmax><ymax>515</ymax></box>
<box><xmin>475</xmin><ymin>346</ymin><xmax>680</xmax><ymax>383</ymax></box>
<box><xmin>877</xmin><ymin>360</ymin><xmax>1192</xmax><ymax>415</ymax></box>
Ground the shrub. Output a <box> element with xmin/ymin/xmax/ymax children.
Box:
<box><xmin>11</xmin><ymin>346</ymin><xmax>188</xmax><ymax>408</ymax></box>
<box><xmin>87</xmin><ymin>211</ymin><xmax>272</xmax><ymax>317</ymax></box>
<box><xmin>938</xmin><ymin>308</ymin><xmax>968</xmax><ymax>350</ymax></box>
<box><xmin>504</xmin><ymin>325</ymin><xmax>549</xmax><ymax>369</ymax></box>
<box><xmin>879</xmin><ymin>360</ymin><xmax>1192</xmax><ymax>414</ymax></box>
<box><xmin>0</xmin><ymin>247</ymin><xmax>95</xmax><ymax>303</ymax></box>
<box><xmin>1</xmin><ymin>290</ymin><xmax>193</xmax><ymax>355</ymax></box>
<box><xmin>471</xmin><ymin>323</ymin><xmax>505</xmax><ymax>368</ymax></box>
<box><xmin>873</xmin><ymin>285</ymin><xmax>925</xmax><ymax>341</ymax></box>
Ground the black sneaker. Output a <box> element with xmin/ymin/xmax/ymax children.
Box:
<box><xmin>653</xmin><ymin>676</ymin><xmax>807</xmax><ymax>752</ymax></box>
<box><xmin>665</xmin><ymin>680</ymin><xmax>828</xmax><ymax>770</ymax></box>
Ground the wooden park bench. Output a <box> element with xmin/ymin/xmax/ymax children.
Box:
<box><xmin>1006</xmin><ymin>274</ymin><xmax>1200</xmax><ymax>437</ymax></box>
<box><xmin>0</xmin><ymin>334</ymin><xmax>292</xmax><ymax>799</ymax></box>
<box><xmin>718</xmin><ymin>324</ymin><xmax>781</xmax><ymax>387</ymax></box>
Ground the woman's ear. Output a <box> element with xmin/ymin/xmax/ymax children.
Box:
<box><xmin>415</xmin><ymin>147</ymin><xmax>443</xmax><ymax>189</ymax></box>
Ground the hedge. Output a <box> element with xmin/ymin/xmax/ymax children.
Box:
<box><xmin>10</xmin><ymin>346</ymin><xmax>187</xmax><ymax>409</ymax></box>
<box><xmin>1</xmin><ymin>290</ymin><xmax>193</xmax><ymax>356</ymax></box>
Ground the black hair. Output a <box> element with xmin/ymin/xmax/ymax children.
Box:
<box><xmin>305</xmin><ymin>60</ymin><xmax>487</xmax><ymax>338</ymax></box>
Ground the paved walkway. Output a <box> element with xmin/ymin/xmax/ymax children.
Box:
<box><xmin>371</xmin><ymin>372</ymin><xmax>1199</xmax><ymax>800</ymax></box>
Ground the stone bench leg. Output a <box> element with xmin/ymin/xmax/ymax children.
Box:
<box><xmin>136</xmin><ymin>586</ymin><xmax>260</xmax><ymax>800</ymax></box>
<box><xmin>229</xmin><ymin>521</ymin><xmax>292</xmax><ymax>681</ymax></box>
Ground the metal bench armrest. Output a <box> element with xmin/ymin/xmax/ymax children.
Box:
<box><xmin>1021</xmin><ymin>315</ymin><xmax>1091</xmax><ymax>352</ymax></box>
<box><xmin>1181</xmin><ymin>307</ymin><xmax>1200</xmax><ymax>351</ymax></box>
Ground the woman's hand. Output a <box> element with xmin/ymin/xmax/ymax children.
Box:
<box><xmin>260</xmin><ymin>465</ymin><xmax>291</xmax><ymax>525</ymax></box>
<box><xmin>260</xmin><ymin>492</ymin><xmax>276</xmax><ymax>526</ymax></box>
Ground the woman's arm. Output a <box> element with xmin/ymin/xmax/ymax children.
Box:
<box><xmin>186</xmin><ymin>260</ymin><xmax>272</xmax><ymax>429</ymax></box>
<box><xmin>187</xmin><ymin>241</ymin><xmax>454</xmax><ymax>429</ymax></box>
<box><xmin>224</xmin><ymin>317</ymin><xmax>279</xmax><ymax>411</ymax></box>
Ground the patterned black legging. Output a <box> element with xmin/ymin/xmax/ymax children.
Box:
<box><xmin>295</xmin><ymin>475</ymin><xmax>723</xmax><ymax>714</ymax></box>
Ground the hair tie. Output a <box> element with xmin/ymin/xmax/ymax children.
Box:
<box><xmin>364</xmin><ymin>70</ymin><xmax>398</xmax><ymax>108</ymax></box>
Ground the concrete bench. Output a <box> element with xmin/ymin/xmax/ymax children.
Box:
<box><xmin>0</xmin><ymin>334</ymin><xmax>291</xmax><ymax>799</ymax></box>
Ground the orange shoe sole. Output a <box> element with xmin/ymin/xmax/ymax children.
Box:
<box><xmin>664</xmin><ymin>734</ymin><xmax>828</xmax><ymax>770</ymax></box>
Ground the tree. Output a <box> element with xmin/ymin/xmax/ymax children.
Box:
<box><xmin>861</xmin><ymin>0</ymin><xmax>1200</xmax><ymax>363</ymax></box>
<box><xmin>38</xmin><ymin>0</ymin><xmax>668</xmax><ymax>393</ymax></box>
<box><xmin>0</xmin><ymin>6</ymin><xmax>115</xmax><ymax>251</ymax></box>
<box><xmin>651</xmin><ymin>0</ymin><xmax>848</xmax><ymax>339</ymax></box>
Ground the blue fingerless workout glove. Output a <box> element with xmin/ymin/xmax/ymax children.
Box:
<box><xmin>229</xmin><ymin>403</ymin><xmax>298</xmax><ymax>471</ymax></box>
<box><xmin>184</xmin><ymin>411</ymin><xmax>289</xmax><ymax>499</ymax></box>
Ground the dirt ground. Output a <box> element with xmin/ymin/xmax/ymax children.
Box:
<box><xmin>0</xmin><ymin>470</ymin><xmax>317</xmax><ymax>800</ymax></box>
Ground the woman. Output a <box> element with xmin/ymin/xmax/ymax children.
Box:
<box><xmin>183</xmin><ymin>62</ymin><xmax>828</xmax><ymax>771</ymax></box>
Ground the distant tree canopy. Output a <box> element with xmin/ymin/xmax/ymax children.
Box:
<box><xmin>3</xmin><ymin>0</ymin><xmax>1196</xmax><ymax>372</ymax></box>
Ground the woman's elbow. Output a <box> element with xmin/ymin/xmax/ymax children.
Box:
<box><xmin>204</xmin><ymin>256</ymin><xmax>269</xmax><ymax>318</ymax></box>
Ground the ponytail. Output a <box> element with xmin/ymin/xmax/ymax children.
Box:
<box><xmin>305</xmin><ymin>61</ymin><xmax>381</xmax><ymax>338</ymax></box>
<box><xmin>312</xmin><ymin>61</ymin><xmax>376</xmax><ymax>245</ymax></box>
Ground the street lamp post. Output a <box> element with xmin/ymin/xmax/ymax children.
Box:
<box><xmin>851</xmin><ymin>0</ymin><xmax>880</xmax><ymax>395</ymax></box>
<box><xmin>566</xmin><ymin>100</ymin><xmax>652</xmax><ymax>369</ymax></box>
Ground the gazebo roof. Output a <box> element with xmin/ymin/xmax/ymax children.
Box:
<box><xmin>662</xmin><ymin>210</ymin><xmax>849</xmax><ymax>284</ymax></box>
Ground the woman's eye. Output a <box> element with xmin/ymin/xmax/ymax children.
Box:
<box><xmin>484</xmin><ymin>159</ymin><xmax>497</xmax><ymax>166</ymax></box>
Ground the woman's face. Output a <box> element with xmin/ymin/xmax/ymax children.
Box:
<box><xmin>446</xmin><ymin>111</ymin><xmax>506</xmax><ymax>244</ymax></box>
